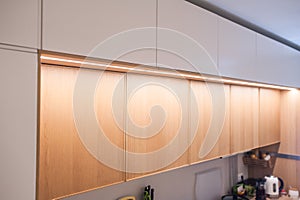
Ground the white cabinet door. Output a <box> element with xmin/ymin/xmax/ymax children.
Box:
<box><xmin>218</xmin><ymin>17</ymin><xmax>256</xmax><ymax>81</ymax></box>
<box><xmin>43</xmin><ymin>0</ymin><xmax>156</xmax><ymax>66</ymax></box>
<box><xmin>257</xmin><ymin>34</ymin><xmax>300</xmax><ymax>88</ymax></box>
<box><xmin>0</xmin><ymin>49</ymin><xmax>37</xmax><ymax>200</ymax></box>
<box><xmin>281</xmin><ymin>45</ymin><xmax>300</xmax><ymax>88</ymax></box>
<box><xmin>0</xmin><ymin>0</ymin><xmax>40</xmax><ymax>48</ymax></box>
<box><xmin>157</xmin><ymin>0</ymin><xmax>218</xmax><ymax>75</ymax></box>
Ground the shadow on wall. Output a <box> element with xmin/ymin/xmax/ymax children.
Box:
<box><xmin>62</xmin><ymin>158</ymin><xmax>230</xmax><ymax>200</ymax></box>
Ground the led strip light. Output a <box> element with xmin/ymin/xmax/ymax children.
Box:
<box><xmin>40</xmin><ymin>55</ymin><xmax>297</xmax><ymax>91</ymax></box>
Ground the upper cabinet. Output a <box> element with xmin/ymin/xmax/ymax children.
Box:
<box><xmin>189</xmin><ymin>81</ymin><xmax>230</xmax><ymax>164</ymax></box>
<box><xmin>39</xmin><ymin>67</ymin><xmax>126</xmax><ymax>200</ymax></box>
<box><xmin>230</xmin><ymin>85</ymin><xmax>259</xmax><ymax>154</ymax></box>
<box><xmin>43</xmin><ymin>0</ymin><xmax>156</xmax><ymax>65</ymax></box>
<box><xmin>257</xmin><ymin>34</ymin><xmax>300</xmax><ymax>88</ymax></box>
<box><xmin>279</xmin><ymin>90</ymin><xmax>300</xmax><ymax>155</ymax></box>
<box><xmin>218</xmin><ymin>18</ymin><xmax>256</xmax><ymax>81</ymax></box>
<box><xmin>259</xmin><ymin>88</ymin><xmax>281</xmax><ymax>146</ymax></box>
<box><xmin>126</xmin><ymin>73</ymin><xmax>189</xmax><ymax>179</ymax></box>
<box><xmin>157</xmin><ymin>0</ymin><xmax>218</xmax><ymax>74</ymax></box>
<box><xmin>0</xmin><ymin>0</ymin><xmax>40</xmax><ymax>48</ymax></box>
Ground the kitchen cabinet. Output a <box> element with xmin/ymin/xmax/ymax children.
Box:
<box><xmin>0</xmin><ymin>0</ymin><xmax>40</xmax><ymax>48</ymax></box>
<box><xmin>259</xmin><ymin>88</ymin><xmax>281</xmax><ymax>147</ymax></box>
<box><xmin>218</xmin><ymin>17</ymin><xmax>256</xmax><ymax>81</ymax></box>
<box><xmin>278</xmin><ymin>90</ymin><xmax>300</xmax><ymax>155</ymax></box>
<box><xmin>257</xmin><ymin>34</ymin><xmax>300</xmax><ymax>88</ymax></box>
<box><xmin>0</xmin><ymin>49</ymin><xmax>37</xmax><ymax>200</ymax></box>
<box><xmin>39</xmin><ymin>66</ymin><xmax>126</xmax><ymax>200</ymax></box>
<box><xmin>189</xmin><ymin>81</ymin><xmax>230</xmax><ymax>163</ymax></box>
<box><xmin>274</xmin><ymin>158</ymin><xmax>298</xmax><ymax>191</ymax></box>
<box><xmin>43</xmin><ymin>0</ymin><xmax>156</xmax><ymax>65</ymax></box>
<box><xmin>230</xmin><ymin>85</ymin><xmax>259</xmax><ymax>154</ymax></box>
<box><xmin>157</xmin><ymin>0</ymin><xmax>218</xmax><ymax>74</ymax></box>
<box><xmin>280</xmin><ymin>45</ymin><xmax>300</xmax><ymax>88</ymax></box>
<box><xmin>125</xmin><ymin>73</ymin><xmax>189</xmax><ymax>179</ymax></box>
<box><xmin>273</xmin><ymin>90</ymin><xmax>300</xmax><ymax>190</ymax></box>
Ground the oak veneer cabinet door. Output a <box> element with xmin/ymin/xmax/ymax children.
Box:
<box><xmin>39</xmin><ymin>66</ymin><xmax>125</xmax><ymax>200</ymax></box>
<box><xmin>278</xmin><ymin>90</ymin><xmax>299</xmax><ymax>155</ymax></box>
<box><xmin>230</xmin><ymin>85</ymin><xmax>259</xmax><ymax>154</ymax></box>
<box><xmin>189</xmin><ymin>81</ymin><xmax>230</xmax><ymax>164</ymax></box>
<box><xmin>259</xmin><ymin>88</ymin><xmax>281</xmax><ymax>147</ymax></box>
<box><xmin>125</xmin><ymin>73</ymin><xmax>189</xmax><ymax>179</ymax></box>
<box><xmin>274</xmin><ymin>90</ymin><xmax>300</xmax><ymax>190</ymax></box>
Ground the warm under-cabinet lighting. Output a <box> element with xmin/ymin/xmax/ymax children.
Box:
<box><xmin>40</xmin><ymin>54</ymin><xmax>297</xmax><ymax>91</ymax></box>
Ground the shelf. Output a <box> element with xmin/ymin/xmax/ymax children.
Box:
<box><xmin>243</xmin><ymin>156</ymin><xmax>274</xmax><ymax>168</ymax></box>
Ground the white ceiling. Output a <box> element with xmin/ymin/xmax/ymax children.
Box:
<box><xmin>188</xmin><ymin>0</ymin><xmax>300</xmax><ymax>50</ymax></box>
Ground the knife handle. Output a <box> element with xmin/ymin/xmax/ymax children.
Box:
<box><xmin>150</xmin><ymin>188</ymin><xmax>154</xmax><ymax>200</ymax></box>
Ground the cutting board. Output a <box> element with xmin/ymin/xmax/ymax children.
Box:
<box><xmin>195</xmin><ymin>168</ymin><xmax>222</xmax><ymax>200</ymax></box>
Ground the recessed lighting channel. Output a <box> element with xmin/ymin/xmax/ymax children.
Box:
<box><xmin>40</xmin><ymin>55</ymin><xmax>297</xmax><ymax>91</ymax></box>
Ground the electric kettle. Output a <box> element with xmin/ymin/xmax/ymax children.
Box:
<box><xmin>264</xmin><ymin>175</ymin><xmax>284</xmax><ymax>197</ymax></box>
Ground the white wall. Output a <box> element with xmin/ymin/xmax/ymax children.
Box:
<box><xmin>63</xmin><ymin>158</ymin><xmax>230</xmax><ymax>200</ymax></box>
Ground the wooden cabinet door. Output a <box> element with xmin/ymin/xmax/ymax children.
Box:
<box><xmin>230</xmin><ymin>85</ymin><xmax>259</xmax><ymax>153</ymax></box>
<box><xmin>43</xmin><ymin>0</ymin><xmax>156</xmax><ymax>65</ymax></box>
<box><xmin>39</xmin><ymin>66</ymin><xmax>126</xmax><ymax>200</ymax></box>
<box><xmin>157</xmin><ymin>0</ymin><xmax>218</xmax><ymax>74</ymax></box>
<box><xmin>274</xmin><ymin>90</ymin><xmax>300</xmax><ymax>191</ymax></box>
<box><xmin>259</xmin><ymin>88</ymin><xmax>281</xmax><ymax>146</ymax></box>
<box><xmin>189</xmin><ymin>81</ymin><xmax>230</xmax><ymax>164</ymax></box>
<box><xmin>278</xmin><ymin>90</ymin><xmax>299</xmax><ymax>155</ymax></box>
<box><xmin>125</xmin><ymin>73</ymin><xmax>189</xmax><ymax>179</ymax></box>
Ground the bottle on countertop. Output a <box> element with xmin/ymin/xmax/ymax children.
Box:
<box><xmin>255</xmin><ymin>178</ymin><xmax>266</xmax><ymax>200</ymax></box>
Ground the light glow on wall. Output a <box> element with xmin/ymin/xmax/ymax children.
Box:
<box><xmin>40</xmin><ymin>54</ymin><xmax>297</xmax><ymax>91</ymax></box>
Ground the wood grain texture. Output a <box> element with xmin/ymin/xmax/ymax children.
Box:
<box><xmin>279</xmin><ymin>90</ymin><xmax>299</xmax><ymax>155</ymax></box>
<box><xmin>189</xmin><ymin>81</ymin><xmax>230</xmax><ymax>164</ymax></box>
<box><xmin>273</xmin><ymin>158</ymin><xmax>297</xmax><ymax>190</ymax></box>
<box><xmin>38</xmin><ymin>66</ymin><xmax>125</xmax><ymax>200</ymax></box>
<box><xmin>274</xmin><ymin>90</ymin><xmax>300</xmax><ymax>190</ymax></box>
<box><xmin>230</xmin><ymin>85</ymin><xmax>259</xmax><ymax>154</ymax></box>
<box><xmin>125</xmin><ymin>73</ymin><xmax>189</xmax><ymax>180</ymax></box>
<box><xmin>259</xmin><ymin>88</ymin><xmax>281</xmax><ymax>147</ymax></box>
<box><xmin>297</xmin><ymin>91</ymin><xmax>300</xmax><ymax>190</ymax></box>
<box><xmin>38</xmin><ymin>62</ymin><xmax>298</xmax><ymax>198</ymax></box>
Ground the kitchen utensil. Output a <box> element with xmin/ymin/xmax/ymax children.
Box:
<box><xmin>221</xmin><ymin>194</ymin><xmax>249</xmax><ymax>200</ymax></box>
<box><xmin>288</xmin><ymin>188</ymin><xmax>299</xmax><ymax>199</ymax></box>
<box><xmin>233</xmin><ymin>183</ymin><xmax>255</xmax><ymax>197</ymax></box>
<box><xmin>150</xmin><ymin>188</ymin><xmax>154</xmax><ymax>200</ymax></box>
<box><xmin>144</xmin><ymin>185</ymin><xmax>151</xmax><ymax>200</ymax></box>
<box><xmin>255</xmin><ymin>178</ymin><xmax>266</xmax><ymax>200</ymax></box>
<box><xmin>222</xmin><ymin>182</ymin><xmax>250</xmax><ymax>200</ymax></box>
<box><xmin>264</xmin><ymin>175</ymin><xmax>284</xmax><ymax>197</ymax></box>
<box><xmin>118</xmin><ymin>196</ymin><xmax>136</xmax><ymax>200</ymax></box>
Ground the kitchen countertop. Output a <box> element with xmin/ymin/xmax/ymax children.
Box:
<box><xmin>250</xmin><ymin>196</ymin><xmax>292</xmax><ymax>200</ymax></box>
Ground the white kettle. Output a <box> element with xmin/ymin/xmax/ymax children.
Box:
<box><xmin>264</xmin><ymin>175</ymin><xmax>284</xmax><ymax>197</ymax></box>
